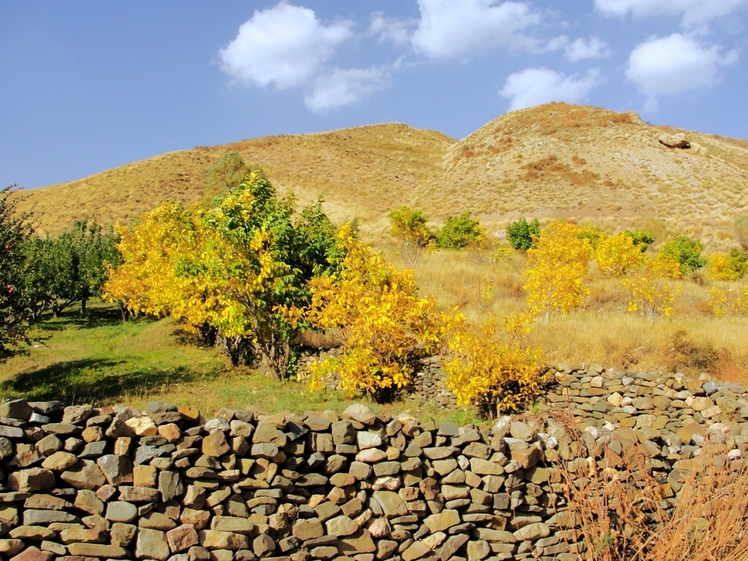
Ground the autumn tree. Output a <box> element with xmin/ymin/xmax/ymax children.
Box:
<box><xmin>388</xmin><ymin>206</ymin><xmax>433</xmax><ymax>267</ymax></box>
<box><xmin>306</xmin><ymin>225</ymin><xmax>443</xmax><ymax>401</ymax></box>
<box><xmin>622</xmin><ymin>253</ymin><xmax>682</xmax><ymax>323</ymax></box>
<box><xmin>106</xmin><ymin>170</ymin><xmax>338</xmax><ymax>378</ymax></box>
<box><xmin>595</xmin><ymin>231</ymin><xmax>646</xmax><ymax>277</ymax></box>
<box><xmin>523</xmin><ymin>221</ymin><xmax>592</xmax><ymax>322</ymax></box>
<box><xmin>443</xmin><ymin>314</ymin><xmax>546</xmax><ymax>417</ymax></box>
<box><xmin>0</xmin><ymin>185</ymin><xmax>34</xmax><ymax>359</ymax></box>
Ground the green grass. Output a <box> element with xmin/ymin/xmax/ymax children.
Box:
<box><xmin>0</xmin><ymin>300</ymin><xmax>481</xmax><ymax>424</ymax></box>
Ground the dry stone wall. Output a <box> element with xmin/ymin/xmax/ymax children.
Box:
<box><xmin>0</xmin><ymin>365</ymin><xmax>746</xmax><ymax>561</ymax></box>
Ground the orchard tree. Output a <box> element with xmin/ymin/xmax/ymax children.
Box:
<box><xmin>0</xmin><ymin>185</ymin><xmax>33</xmax><ymax>359</ymax></box>
<box><xmin>388</xmin><ymin>206</ymin><xmax>433</xmax><ymax>267</ymax></box>
<box><xmin>660</xmin><ymin>235</ymin><xmax>705</xmax><ymax>275</ymax></box>
<box><xmin>106</xmin><ymin>170</ymin><xmax>338</xmax><ymax>378</ymax></box>
<box><xmin>307</xmin><ymin>224</ymin><xmax>443</xmax><ymax>401</ymax></box>
<box><xmin>596</xmin><ymin>231</ymin><xmax>646</xmax><ymax>277</ymax></box>
<box><xmin>506</xmin><ymin>217</ymin><xmax>539</xmax><ymax>251</ymax></box>
<box><xmin>435</xmin><ymin>211</ymin><xmax>484</xmax><ymax>250</ymax></box>
<box><xmin>523</xmin><ymin>221</ymin><xmax>592</xmax><ymax>322</ymax></box>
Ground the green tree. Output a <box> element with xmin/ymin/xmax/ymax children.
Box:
<box><xmin>436</xmin><ymin>211</ymin><xmax>484</xmax><ymax>249</ymax></box>
<box><xmin>624</xmin><ymin>229</ymin><xmax>655</xmax><ymax>252</ymax></box>
<box><xmin>202</xmin><ymin>151</ymin><xmax>249</xmax><ymax>206</ymax></box>
<box><xmin>660</xmin><ymin>235</ymin><xmax>706</xmax><ymax>275</ymax></box>
<box><xmin>506</xmin><ymin>217</ymin><xmax>540</xmax><ymax>250</ymax></box>
<box><xmin>0</xmin><ymin>185</ymin><xmax>34</xmax><ymax>359</ymax></box>
<box><xmin>388</xmin><ymin>206</ymin><xmax>434</xmax><ymax>267</ymax></box>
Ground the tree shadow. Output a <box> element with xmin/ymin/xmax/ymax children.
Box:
<box><xmin>1</xmin><ymin>358</ymin><xmax>211</xmax><ymax>405</ymax></box>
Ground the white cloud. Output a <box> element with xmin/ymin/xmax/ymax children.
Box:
<box><xmin>565</xmin><ymin>37</ymin><xmax>611</xmax><ymax>61</ymax></box>
<box><xmin>369</xmin><ymin>13</ymin><xmax>411</xmax><ymax>46</ymax></box>
<box><xmin>500</xmin><ymin>67</ymin><xmax>603</xmax><ymax>110</ymax></box>
<box><xmin>218</xmin><ymin>3</ymin><xmax>354</xmax><ymax>90</ymax></box>
<box><xmin>626</xmin><ymin>34</ymin><xmax>738</xmax><ymax>109</ymax></box>
<box><xmin>594</xmin><ymin>0</ymin><xmax>748</xmax><ymax>30</ymax></box>
<box><xmin>411</xmin><ymin>0</ymin><xmax>542</xmax><ymax>59</ymax></box>
<box><xmin>304</xmin><ymin>67</ymin><xmax>390</xmax><ymax>112</ymax></box>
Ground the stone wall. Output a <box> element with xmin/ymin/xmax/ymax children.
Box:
<box><xmin>0</xmin><ymin>365</ymin><xmax>746</xmax><ymax>561</ymax></box>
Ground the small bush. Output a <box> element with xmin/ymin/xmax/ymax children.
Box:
<box><xmin>435</xmin><ymin>211</ymin><xmax>484</xmax><ymax>249</ymax></box>
<box><xmin>506</xmin><ymin>217</ymin><xmax>539</xmax><ymax>250</ymax></box>
<box><xmin>660</xmin><ymin>235</ymin><xmax>706</xmax><ymax>275</ymax></box>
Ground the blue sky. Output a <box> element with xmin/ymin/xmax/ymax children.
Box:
<box><xmin>2</xmin><ymin>1</ymin><xmax>747</xmax><ymax>189</ymax></box>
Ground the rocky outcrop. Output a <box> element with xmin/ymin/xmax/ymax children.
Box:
<box><xmin>658</xmin><ymin>132</ymin><xmax>690</xmax><ymax>149</ymax></box>
<box><xmin>0</xmin><ymin>365</ymin><xmax>745</xmax><ymax>561</ymax></box>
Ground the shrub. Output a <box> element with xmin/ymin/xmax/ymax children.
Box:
<box><xmin>443</xmin><ymin>315</ymin><xmax>547</xmax><ymax>417</ymax></box>
<box><xmin>435</xmin><ymin>211</ymin><xmax>484</xmax><ymax>249</ymax></box>
<box><xmin>660</xmin><ymin>235</ymin><xmax>706</xmax><ymax>275</ymax></box>
<box><xmin>707</xmin><ymin>251</ymin><xmax>747</xmax><ymax>281</ymax></box>
<box><xmin>306</xmin><ymin>226</ymin><xmax>443</xmax><ymax>402</ymax></box>
<box><xmin>596</xmin><ymin>232</ymin><xmax>646</xmax><ymax>277</ymax></box>
<box><xmin>622</xmin><ymin>253</ymin><xmax>682</xmax><ymax>322</ymax></box>
<box><xmin>506</xmin><ymin>217</ymin><xmax>539</xmax><ymax>250</ymax></box>
<box><xmin>387</xmin><ymin>206</ymin><xmax>434</xmax><ymax>267</ymax></box>
<box><xmin>623</xmin><ymin>229</ymin><xmax>655</xmax><ymax>252</ymax></box>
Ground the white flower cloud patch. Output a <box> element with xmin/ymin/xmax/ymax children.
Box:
<box><xmin>500</xmin><ymin>67</ymin><xmax>602</xmax><ymax>111</ymax></box>
<box><xmin>412</xmin><ymin>0</ymin><xmax>542</xmax><ymax>59</ymax></box>
<box><xmin>218</xmin><ymin>3</ymin><xmax>354</xmax><ymax>90</ymax></box>
<box><xmin>626</xmin><ymin>34</ymin><xmax>738</xmax><ymax>110</ymax></box>
<box><xmin>304</xmin><ymin>67</ymin><xmax>390</xmax><ymax>112</ymax></box>
<box><xmin>594</xmin><ymin>0</ymin><xmax>748</xmax><ymax>29</ymax></box>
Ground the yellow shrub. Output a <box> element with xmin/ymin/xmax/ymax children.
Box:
<box><xmin>708</xmin><ymin>253</ymin><xmax>744</xmax><ymax>281</ymax></box>
<box><xmin>622</xmin><ymin>254</ymin><xmax>682</xmax><ymax>322</ymax></box>
<box><xmin>596</xmin><ymin>232</ymin><xmax>645</xmax><ymax>277</ymax></box>
<box><xmin>306</xmin><ymin>225</ymin><xmax>443</xmax><ymax>401</ymax></box>
<box><xmin>443</xmin><ymin>316</ymin><xmax>547</xmax><ymax>417</ymax></box>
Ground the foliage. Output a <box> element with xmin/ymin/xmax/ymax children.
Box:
<box><xmin>443</xmin><ymin>315</ymin><xmax>546</xmax><ymax>417</ymax></box>
<box><xmin>203</xmin><ymin>151</ymin><xmax>249</xmax><ymax>206</ymax></box>
<box><xmin>622</xmin><ymin>254</ymin><xmax>682</xmax><ymax>322</ymax></box>
<box><xmin>105</xmin><ymin>170</ymin><xmax>338</xmax><ymax>378</ymax></box>
<box><xmin>306</xmin><ymin>226</ymin><xmax>443</xmax><ymax>401</ymax></box>
<box><xmin>506</xmin><ymin>217</ymin><xmax>539</xmax><ymax>251</ymax></box>
<box><xmin>623</xmin><ymin>229</ymin><xmax>655</xmax><ymax>252</ymax></box>
<box><xmin>23</xmin><ymin>219</ymin><xmax>120</xmax><ymax>318</ymax></box>
<box><xmin>596</xmin><ymin>232</ymin><xmax>646</xmax><ymax>278</ymax></box>
<box><xmin>435</xmin><ymin>211</ymin><xmax>484</xmax><ymax>250</ymax></box>
<box><xmin>708</xmin><ymin>285</ymin><xmax>748</xmax><ymax>317</ymax></box>
<box><xmin>734</xmin><ymin>215</ymin><xmax>748</xmax><ymax>250</ymax></box>
<box><xmin>660</xmin><ymin>235</ymin><xmax>706</xmax><ymax>275</ymax></box>
<box><xmin>578</xmin><ymin>224</ymin><xmax>605</xmax><ymax>250</ymax></box>
<box><xmin>387</xmin><ymin>206</ymin><xmax>434</xmax><ymax>267</ymax></box>
<box><xmin>707</xmin><ymin>251</ymin><xmax>747</xmax><ymax>281</ymax></box>
<box><xmin>523</xmin><ymin>221</ymin><xmax>592</xmax><ymax>322</ymax></box>
<box><xmin>0</xmin><ymin>185</ymin><xmax>34</xmax><ymax>359</ymax></box>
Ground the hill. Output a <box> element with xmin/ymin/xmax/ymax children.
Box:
<box><xmin>15</xmin><ymin>103</ymin><xmax>748</xmax><ymax>249</ymax></box>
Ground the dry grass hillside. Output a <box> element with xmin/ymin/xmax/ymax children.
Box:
<box><xmin>16</xmin><ymin>102</ymin><xmax>748</xmax><ymax>249</ymax></box>
<box><xmin>16</xmin><ymin>123</ymin><xmax>455</xmax><ymax>238</ymax></box>
<box><xmin>416</xmin><ymin>103</ymin><xmax>748</xmax><ymax>250</ymax></box>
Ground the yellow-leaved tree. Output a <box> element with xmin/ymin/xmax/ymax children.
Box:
<box><xmin>443</xmin><ymin>313</ymin><xmax>546</xmax><ymax>418</ymax></box>
<box><xmin>596</xmin><ymin>231</ymin><xmax>646</xmax><ymax>277</ymax></box>
<box><xmin>622</xmin><ymin>252</ymin><xmax>682</xmax><ymax>323</ymax></box>
<box><xmin>105</xmin><ymin>170</ymin><xmax>340</xmax><ymax>378</ymax></box>
<box><xmin>306</xmin><ymin>224</ymin><xmax>443</xmax><ymax>401</ymax></box>
<box><xmin>523</xmin><ymin>221</ymin><xmax>592</xmax><ymax>322</ymax></box>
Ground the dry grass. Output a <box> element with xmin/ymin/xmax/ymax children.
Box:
<box><xmin>559</xmin><ymin>424</ymin><xmax>748</xmax><ymax>561</ymax></box>
<box><xmin>402</xmin><ymin>247</ymin><xmax>748</xmax><ymax>385</ymax></box>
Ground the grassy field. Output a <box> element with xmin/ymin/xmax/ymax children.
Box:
<box><xmin>0</xmin><ymin>300</ymin><xmax>481</xmax><ymax>424</ymax></box>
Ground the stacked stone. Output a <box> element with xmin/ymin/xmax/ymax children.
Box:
<box><xmin>0</xmin><ymin>399</ymin><xmax>584</xmax><ymax>561</ymax></box>
<box><xmin>410</xmin><ymin>358</ymin><xmax>456</xmax><ymax>409</ymax></box>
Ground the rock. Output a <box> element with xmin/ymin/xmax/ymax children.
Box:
<box><xmin>202</xmin><ymin>431</ymin><xmax>230</xmax><ymax>458</ymax></box>
<box><xmin>356</xmin><ymin>432</ymin><xmax>382</xmax><ymax>450</ymax></box>
<box><xmin>292</xmin><ymin>518</ymin><xmax>324</xmax><ymax>541</ymax></box>
<box><xmin>343</xmin><ymin>404</ymin><xmax>376</xmax><ymax>425</ymax></box>
<box><xmin>60</xmin><ymin>460</ymin><xmax>107</xmax><ymax>489</ymax></box>
<box><xmin>62</xmin><ymin>404</ymin><xmax>93</xmax><ymax>425</ymax></box>
<box><xmin>326</xmin><ymin>515</ymin><xmax>358</xmax><ymax>537</ymax></box>
<box><xmin>97</xmin><ymin>454</ymin><xmax>133</xmax><ymax>485</ymax></box>
<box><xmin>424</xmin><ymin>509</ymin><xmax>461</xmax><ymax>533</ymax></box>
<box><xmin>145</xmin><ymin>401</ymin><xmax>182</xmax><ymax>425</ymax></box>
<box><xmin>167</xmin><ymin>524</ymin><xmax>200</xmax><ymax>553</ymax></box>
<box><xmin>338</xmin><ymin>529</ymin><xmax>376</xmax><ymax>554</ymax></box>
<box><xmin>136</xmin><ymin>528</ymin><xmax>171</xmax><ymax>560</ymax></box>
<box><xmin>658</xmin><ymin>132</ymin><xmax>690</xmax><ymax>149</ymax></box>
<box><xmin>253</xmin><ymin>534</ymin><xmax>276</xmax><ymax>557</ymax></box>
<box><xmin>66</xmin><ymin>543</ymin><xmax>131</xmax><ymax>558</ymax></box>
<box><xmin>125</xmin><ymin>416</ymin><xmax>158</xmax><ymax>436</ymax></box>
<box><xmin>513</xmin><ymin>522</ymin><xmax>551</xmax><ymax>541</ymax></box>
<box><xmin>105</xmin><ymin>500</ymin><xmax>138</xmax><ymax>523</ymax></box>
<box><xmin>7</xmin><ymin>546</ymin><xmax>53</xmax><ymax>561</ymax></box>
<box><xmin>0</xmin><ymin>400</ymin><xmax>32</xmax><ymax>420</ymax></box>
<box><xmin>7</xmin><ymin>468</ymin><xmax>55</xmax><ymax>492</ymax></box>
<box><xmin>373</xmin><ymin>491</ymin><xmax>408</xmax><ymax>518</ymax></box>
<box><xmin>198</xmin><ymin>529</ymin><xmax>250</xmax><ymax>550</ymax></box>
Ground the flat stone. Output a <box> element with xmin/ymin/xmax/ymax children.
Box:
<box><xmin>105</xmin><ymin>501</ymin><xmax>138</xmax><ymax>523</ymax></box>
<box><xmin>125</xmin><ymin>416</ymin><xmax>158</xmax><ymax>436</ymax></box>
<box><xmin>62</xmin><ymin>405</ymin><xmax>93</xmax><ymax>425</ymax></box>
<box><xmin>23</xmin><ymin>509</ymin><xmax>79</xmax><ymax>525</ymax></box>
<box><xmin>198</xmin><ymin>529</ymin><xmax>250</xmax><ymax>550</ymax></box>
<box><xmin>40</xmin><ymin>451</ymin><xmax>77</xmax><ymax>471</ymax></box>
<box><xmin>424</xmin><ymin>509</ymin><xmax>461</xmax><ymax>533</ymax></box>
<box><xmin>202</xmin><ymin>431</ymin><xmax>230</xmax><ymax>457</ymax></box>
<box><xmin>342</xmin><ymin>404</ymin><xmax>376</xmax><ymax>426</ymax></box>
<box><xmin>211</xmin><ymin>516</ymin><xmax>254</xmax><ymax>534</ymax></box>
<box><xmin>326</xmin><ymin>515</ymin><xmax>358</xmax><ymax>537</ymax></box>
<box><xmin>513</xmin><ymin>522</ymin><xmax>550</xmax><ymax>541</ymax></box>
<box><xmin>7</xmin><ymin>546</ymin><xmax>53</xmax><ymax>561</ymax></box>
<box><xmin>292</xmin><ymin>518</ymin><xmax>324</xmax><ymax>541</ymax></box>
<box><xmin>167</xmin><ymin>524</ymin><xmax>199</xmax><ymax>553</ymax></box>
<box><xmin>338</xmin><ymin>528</ymin><xmax>376</xmax><ymax>554</ymax></box>
<box><xmin>136</xmin><ymin>527</ymin><xmax>171</xmax><ymax>560</ymax></box>
<box><xmin>0</xmin><ymin>400</ymin><xmax>32</xmax><ymax>420</ymax></box>
<box><xmin>24</xmin><ymin>494</ymin><xmax>71</xmax><ymax>511</ymax></box>
<box><xmin>7</xmin><ymin>468</ymin><xmax>56</xmax><ymax>493</ymax></box>
<box><xmin>60</xmin><ymin>460</ymin><xmax>107</xmax><ymax>490</ymax></box>
<box><xmin>97</xmin><ymin>454</ymin><xmax>133</xmax><ymax>486</ymax></box>
<box><xmin>373</xmin><ymin>491</ymin><xmax>408</xmax><ymax>518</ymax></box>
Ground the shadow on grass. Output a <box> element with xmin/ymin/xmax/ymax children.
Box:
<box><xmin>35</xmin><ymin>302</ymin><xmax>156</xmax><ymax>333</ymax></box>
<box><xmin>1</xmin><ymin>358</ymin><xmax>213</xmax><ymax>405</ymax></box>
